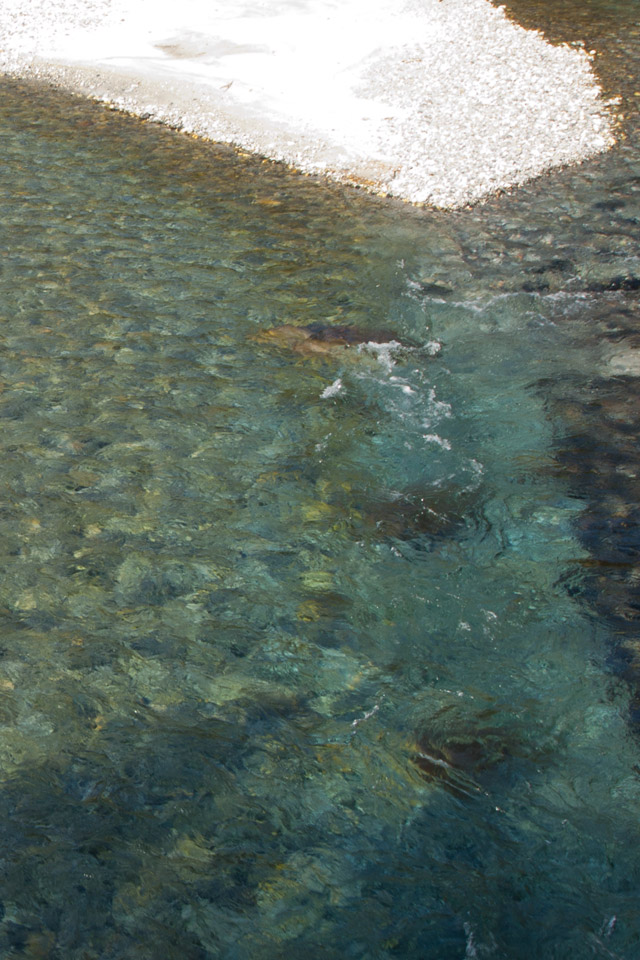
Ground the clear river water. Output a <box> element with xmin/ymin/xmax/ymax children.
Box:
<box><xmin>0</xmin><ymin>2</ymin><xmax>639</xmax><ymax>958</ymax></box>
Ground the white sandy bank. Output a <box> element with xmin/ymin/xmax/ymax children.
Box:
<box><xmin>0</xmin><ymin>0</ymin><xmax>616</xmax><ymax>207</ymax></box>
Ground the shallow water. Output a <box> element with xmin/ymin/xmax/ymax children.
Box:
<box><xmin>0</xmin><ymin>6</ymin><xmax>639</xmax><ymax>957</ymax></box>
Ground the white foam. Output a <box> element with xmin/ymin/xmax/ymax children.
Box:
<box><xmin>357</xmin><ymin>340</ymin><xmax>404</xmax><ymax>372</ymax></box>
<box><xmin>320</xmin><ymin>378</ymin><xmax>343</xmax><ymax>399</ymax></box>
<box><xmin>422</xmin><ymin>433</ymin><xmax>452</xmax><ymax>450</ymax></box>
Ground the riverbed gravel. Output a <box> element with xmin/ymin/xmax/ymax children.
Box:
<box><xmin>0</xmin><ymin>0</ymin><xmax>618</xmax><ymax>208</ymax></box>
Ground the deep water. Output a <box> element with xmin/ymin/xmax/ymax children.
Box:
<box><xmin>0</xmin><ymin>5</ymin><xmax>639</xmax><ymax>958</ymax></box>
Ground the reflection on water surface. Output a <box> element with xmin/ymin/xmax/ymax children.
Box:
<box><xmin>0</xmin><ymin>8</ymin><xmax>639</xmax><ymax>955</ymax></box>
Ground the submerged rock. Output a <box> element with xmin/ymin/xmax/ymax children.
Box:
<box><xmin>412</xmin><ymin>715</ymin><xmax>520</xmax><ymax>798</ymax></box>
<box><xmin>336</xmin><ymin>484</ymin><xmax>480</xmax><ymax>546</ymax></box>
<box><xmin>415</xmin><ymin>729</ymin><xmax>508</xmax><ymax>773</ymax></box>
<box><xmin>603</xmin><ymin>347</ymin><xmax>640</xmax><ymax>377</ymax></box>
<box><xmin>254</xmin><ymin>321</ymin><xmax>413</xmax><ymax>358</ymax></box>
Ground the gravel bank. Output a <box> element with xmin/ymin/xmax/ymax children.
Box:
<box><xmin>0</xmin><ymin>0</ymin><xmax>617</xmax><ymax>208</ymax></box>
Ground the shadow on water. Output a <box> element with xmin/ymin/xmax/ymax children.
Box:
<box><xmin>0</xmin><ymin>1</ymin><xmax>639</xmax><ymax>953</ymax></box>
<box><xmin>494</xmin><ymin>0</ymin><xmax>640</xmax><ymax>106</ymax></box>
<box><xmin>490</xmin><ymin>0</ymin><xmax>640</xmax><ymax>729</ymax></box>
<box><xmin>540</xmin><ymin>359</ymin><xmax>640</xmax><ymax>723</ymax></box>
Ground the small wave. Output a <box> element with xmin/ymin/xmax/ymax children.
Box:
<box><xmin>422</xmin><ymin>386</ymin><xmax>453</xmax><ymax>427</ymax></box>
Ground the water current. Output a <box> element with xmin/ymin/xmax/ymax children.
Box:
<box><xmin>0</xmin><ymin>2</ymin><xmax>639</xmax><ymax>957</ymax></box>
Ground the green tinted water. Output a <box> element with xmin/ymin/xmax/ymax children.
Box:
<box><xmin>0</xmin><ymin>7</ymin><xmax>639</xmax><ymax>956</ymax></box>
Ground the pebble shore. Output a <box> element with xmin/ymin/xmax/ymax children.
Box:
<box><xmin>0</xmin><ymin>0</ymin><xmax>617</xmax><ymax>207</ymax></box>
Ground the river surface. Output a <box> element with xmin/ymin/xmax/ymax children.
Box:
<box><xmin>0</xmin><ymin>3</ymin><xmax>639</xmax><ymax>958</ymax></box>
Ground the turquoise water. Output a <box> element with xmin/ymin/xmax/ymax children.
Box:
<box><xmin>0</xmin><ymin>11</ymin><xmax>639</xmax><ymax>956</ymax></box>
